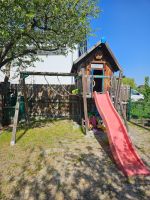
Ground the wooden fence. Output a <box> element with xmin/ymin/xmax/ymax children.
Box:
<box><xmin>110</xmin><ymin>76</ymin><xmax>130</xmax><ymax>120</ymax></box>
<box><xmin>1</xmin><ymin>76</ymin><xmax>130</xmax><ymax>126</ymax></box>
<box><xmin>7</xmin><ymin>84</ymin><xmax>82</xmax><ymax>123</ymax></box>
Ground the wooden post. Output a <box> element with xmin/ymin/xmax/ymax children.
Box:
<box><xmin>81</xmin><ymin>68</ymin><xmax>89</xmax><ymax>134</ymax></box>
<box><xmin>10</xmin><ymin>78</ymin><xmax>23</xmax><ymax>145</ymax></box>
<box><xmin>114</xmin><ymin>71</ymin><xmax>122</xmax><ymax>109</ymax></box>
<box><xmin>79</xmin><ymin>96</ymin><xmax>82</xmax><ymax>123</ymax></box>
<box><xmin>110</xmin><ymin>76</ymin><xmax>117</xmax><ymax>103</ymax></box>
<box><xmin>10</xmin><ymin>93</ymin><xmax>20</xmax><ymax>145</ymax></box>
<box><xmin>119</xmin><ymin>99</ymin><xmax>129</xmax><ymax>132</ymax></box>
<box><xmin>110</xmin><ymin>76</ymin><xmax>114</xmax><ymax>101</ymax></box>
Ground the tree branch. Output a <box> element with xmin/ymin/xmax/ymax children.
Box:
<box><xmin>0</xmin><ymin>45</ymin><xmax>62</xmax><ymax>69</ymax></box>
<box><xmin>23</xmin><ymin>33</ymin><xmax>60</xmax><ymax>52</ymax></box>
<box><xmin>0</xmin><ymin>35</ymin><xmax>22</xmax><ymax>63</ymax></box>
<box><xmin>0</xmin><ymin>49</ymin><xmax>37</xmax><ymax>69</ymax></box>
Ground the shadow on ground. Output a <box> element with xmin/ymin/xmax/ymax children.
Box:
<box><xmin>94</xmin><ymin>129</ymin><xmax>150</xmax><ymax>173</ymax></box>
<box><xmin>7</xmin><ymin>143</ymin><xmax>150</xmax><ymax>200</ymax></box>
<box><xmin>2</xmin><ymin>118</ymin><xmax>64</xmax><ymax>143</ymax></box>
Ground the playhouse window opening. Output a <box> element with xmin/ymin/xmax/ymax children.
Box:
<box><xmin>93</xmin><ymin>69</ymin><xmax>103</xmax><ymax>93</ymax></box>
<box><xmin>93</xmin><ymin>69</ymin><xmax>103</xmax><ymax>76</ymax></box>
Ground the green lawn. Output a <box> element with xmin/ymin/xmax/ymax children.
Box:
<box><xmin>0</xmin><ymin>119</ymin><xmax>83</xmax><ymax>148</ymax></box>
<box><xmin>0</xmin><ymin>120</ymin><xmax>84</xmax><ymax>199</ymax></box>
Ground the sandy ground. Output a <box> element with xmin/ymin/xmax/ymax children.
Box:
<box><xmin>0</xmin><ymin>122</ymin><xmax>150</xmax><ymax>200</ymax></box>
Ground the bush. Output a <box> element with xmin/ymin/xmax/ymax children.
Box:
<box><xmin>131</xmin><ymin>101</ymin><xmax>150</xmax><ymax>119</ymax></box>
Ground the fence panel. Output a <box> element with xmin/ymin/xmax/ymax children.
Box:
<box><xmin>2</xmin><ymin>84</ymin><xmax>81</xmax><ymax>124</ymax></box>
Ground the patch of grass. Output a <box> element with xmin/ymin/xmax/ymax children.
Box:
<box><xmin>0</xmin><ymin>191</ymin><xmax>7</xmax><ymax>200</ymax></box>
<box><xmin>0</xmin><ymin>120</ymin><xmax>84</xmax><ymax>178</ymax></box>
<box><xmin>0</xmin><ymin>120</ymin><xmax>84</xmax><ymax>199</ymax></box>
<box><xmin>0</xmin><ymin>131</ymin><xmax>12</xmax><ymax>146</ymax></box>
<box><xmin>0</xmin><ymin>120</ymin><xmax>84</xmax><ymax>149</ymax></box>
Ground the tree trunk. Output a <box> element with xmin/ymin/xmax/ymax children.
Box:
<box><xmin>4</xmin><ymin>62</ymin><xmax>11</xmax><ymax>83</ymax></box>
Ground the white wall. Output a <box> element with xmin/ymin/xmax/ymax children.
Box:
<box><xmin>0</xmin><ymin>71</ymin><xmax>5</xmax><ymax>82</ymax></box>
<box><xmin>0</xmin><ymin>49</ymin><xmax>78</xmax><ymax>84</ymax></box>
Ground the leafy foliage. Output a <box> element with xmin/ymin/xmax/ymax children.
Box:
<box><xmin>0</xmin><ymin>0</ymin><xmax>99</xmax><ymax>70</ymax></box>
<box><xmin>130</xmin><ymin>77</ymin><xmax>150</xmax><ymax>119</ymax></box>
<box><xmin>122</xmin><ymin>77</ymin><xmax>136</xmax><ymax>89</ymax></box>
<box><xmin>142</xmin><ymin>77</ymin><xmax>150</xmax><ymax>102</ymax></box>
<box><xmin>130</xmin><ymin>101</ymin><xmax>150</xmax><ymax>119</ymax></box>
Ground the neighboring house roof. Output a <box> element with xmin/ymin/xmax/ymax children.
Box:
<box><xmin>71</xmin><ymin>41</ymin><xmax>122</xmax><ymax>73</ymax></box>
<box><xmin>138</xmin><ymin>85</ymin><xmax>144</xmax><ymax>88</ymax></box>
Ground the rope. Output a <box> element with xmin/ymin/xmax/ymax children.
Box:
<box><xmin>44</xmin><ymin>76</ymin><xmax>71</xmax><ymax>97</ymax></box>
<box><xmin>56</xmin><ymin>76</ymin><xmax>73</xmax><ymax>96</ymax></box>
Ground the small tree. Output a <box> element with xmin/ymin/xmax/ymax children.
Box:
<box><xmin>143</xmin><ymin>76</ymin><xmax>150</xmax><ymax>102</ymax></box>
<box><xmin>122</xmin><ymin>77</ymin><xmax>136</xmax><ymax>89</ymax></box>
<box><xmin>0</xmin><ymin>0</ymin><xmax>99</xmax><ymax>72</ymax></box>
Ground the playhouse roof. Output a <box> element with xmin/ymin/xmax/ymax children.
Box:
<box><xmin>71</xmin><ymin>41</ymin><xmax>122</xmax><ymax>73</ymax></box>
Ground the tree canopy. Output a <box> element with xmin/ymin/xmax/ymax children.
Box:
<box><xmin>0</xmin><ymin>0</ymin><xmax>99</xmax><ymax>71</ymax></box>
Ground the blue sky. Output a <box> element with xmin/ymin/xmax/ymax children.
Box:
<box><xmin>88</xmin><ymin>0</ymin><xmax>150</xmax><ymax>85</ymax></box>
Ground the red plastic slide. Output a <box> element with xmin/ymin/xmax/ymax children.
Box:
<box><xmin>93</xmin><ymin>91</ymin><xmax>150</xmax><ymax>176</ymax></box>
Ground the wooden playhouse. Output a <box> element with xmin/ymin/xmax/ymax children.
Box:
<box><xmin>71</xmin><ymin>41</ymin><xmax>122</xmax><ymax>95</ymax></box>
<box><xmin>70</xmin><ymin>41</ymin><xmax>126</xmax><ymax>132</ymax></box>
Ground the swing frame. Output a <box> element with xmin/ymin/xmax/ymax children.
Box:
<box><xmin>10</xmin><ymin>71</ymin><xmax>77</xmax><ymax>145</ymax></box>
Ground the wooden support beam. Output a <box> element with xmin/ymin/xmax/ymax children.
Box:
<box><xmin>20</xmin><ymin>71</ymin><xmax>75</xmax><ymax>77</ymax></box>
<box><xmin>110</xmin><ymin>76</ymin><xmax>114</xmax><ymax>101</ymax></box>
<box><xmin>10</xmin><ymin>78</ymin><xmax>23</xmax><ymax>145</ymax></box>
<box><xmin>114</xmin><ymin>71</ymin><xmax>122</xmax><ymax>109</ymax></box>
<box><xmin>119</xmin><ymin>99</ymin><xmax>129</xmax><ymax>132</ymax></box>
<box><xmin>10</xmin><ymin>91</ymin><xmax>21</xmax><ymax>145</ymax></box>
<box><xmin>79</xmin><ymin>96</ymin><xmax>82</xmax><ymax>122</ymax></box>
<box><xmin>81</xmin><ymin>68</ymin><xmax>89</xmax><ymax>134</ymax></box>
